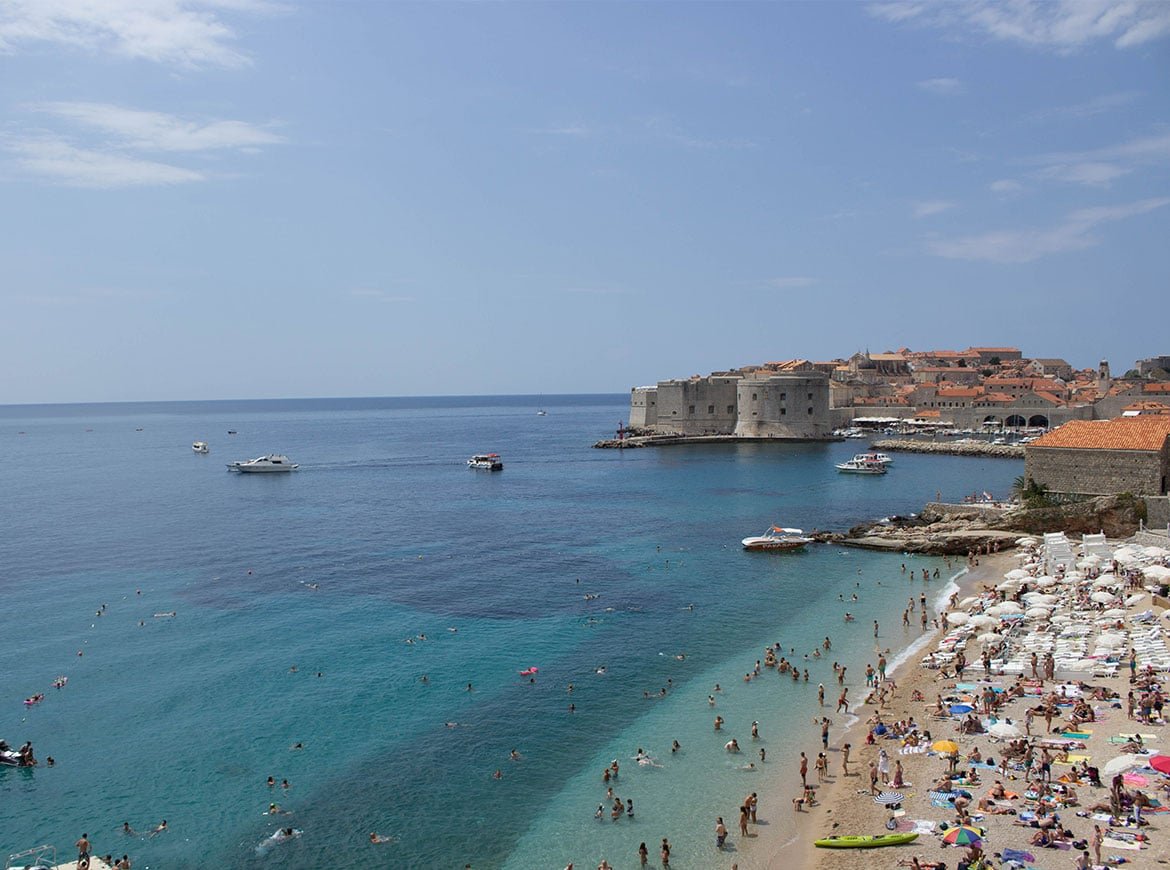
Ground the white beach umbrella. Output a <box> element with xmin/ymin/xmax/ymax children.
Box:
<box><xmin>1005</xmin><ymin>568</ymin><xmax>1030</xmax><ymax>580</ymax></box>
<box><xmin>1015</xmin><ymin>537</ymin><xmax>1037</xmax><ymax>547</ymax></box>
<box><xmin>1035</xmin><ymin>576</ymin><xmax>1057</xmax><ymax>589</ymax></box>
<box><xmin>1026</xmin><ymin>607</ymin><xmax>1052</xmax><ymax>620</ymax></box>
<box><xmin>1077</xmin><ymin>556</ymin><xmax>1101</xmax><ymax>569</ymax></box>
<box><xmin>1143</xmin><ymin>546</ymin><xmax>1170</xmax><ymax>559</ymax></box>
<box><xmin>968</xmin><ymin>614</ymin><xmax>999</xmax><ymax>628</ymax></box>
<box><xmin>1143</xmin><ymin>565</ymin><xmax>1170</xmax><ymax>581</ymax></box>
<box><xmin>1115</xmin><ymin>551</ymin><xmax>1141</xmax><ymax>566</ymax></box>
<box><xmin>1091</xmin><ymin>591</ymin><xmax>1117</xmax><ymax>604</ymax></box>
<box><xmin>946</xmin><ymin>612</ymin><xmax>970</xmax><ymax>626</ymax></box>
<box><xmin>1027</xmin><ymin>593</ymin><xmax>1058</xmax><ymax>605</ymax></box>
<box><xmin>989</xmin><ymin>721</ymin><xmax>1024</xmax><ymax>739</ymax></box>
<box><xmin>959</xmin><ymin>596</ymin><xmax>982</xmax><ymax>609</ymax></box>
<box><xmin>1060</xmin><ymin>573</ymin><xmax>1084</xmax><ymax>585</ymax></box>
<box><xmin>978</xmin><ymin>632</ymin><xmax>1002</xmax><ymax>645</ymax></box>
<box><xmin>1102</xmin><ymin>755</ymin><xmax>1148</xmax><ymax>776</ymax></box>
<box><xmin>1125</xmin><ymin>594</ymin><xmax>1146</xmax><ymax>607</ymax></box>
<box><xmin>1100</xmin><ymin>608</ymin><xmax>1127</xmax><ymax>619</ymax></box>
<box><xmin>987</xmin><ymin>602</ymin><xmax>1023</xmax><ymax>615</ymax></box>
<box><xmin>997</xmin><ymin>581</ymin><xmax>1021</xmax><ymax>593</ymax></box>
<box><xmin>1093</xmin><ymin>575</ymin><xmax>1118</xmax><ymax>588</ymax></box>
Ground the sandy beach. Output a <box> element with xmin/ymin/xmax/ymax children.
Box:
<box><xmin>754</xmin><ymin>538</ymin><xmax>1170</xmax><ymax>870</ymax></box>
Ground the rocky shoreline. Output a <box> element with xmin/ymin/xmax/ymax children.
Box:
<box><xmin>870</xmin><ymin>437</ymin><xmax>1024</xmax><ymax>458</ymax></box>
<box><xmin>812</xmin><ymin>493</ymin><xmax>1146</xmax><ymax>555</ymax></box>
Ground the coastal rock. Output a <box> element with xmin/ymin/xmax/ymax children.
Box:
<box><xmin>870</xmin><ymin>438</ymin><xmax>1024</xmax><ymax>459</ymax></box>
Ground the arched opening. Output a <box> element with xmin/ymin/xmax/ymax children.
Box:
<box><xmin>1005</xmin><ymin>415</ymin><xmax>1026</xmax><ymax>429</ymax></box>
<box><xmin>1027</xmin><ymin>414</ymin><xmax>1049</xmax><ymax>428</ymax></box>
<box><xmin>981</xmin><ymin>415</ymin><xmax>1002</xmax><ymax>428</ymax></box>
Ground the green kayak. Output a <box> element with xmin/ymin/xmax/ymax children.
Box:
<box><xmin>814</xmin><ymin>833</ymin><xmax>918</xmax><ymax>848</ymax></box>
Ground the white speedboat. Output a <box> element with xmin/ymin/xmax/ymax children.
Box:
<box><xmin>536</xmin><ymin>409</ymin><xmax>548</xmax><ymax>416</ymax></box>
<box><xmin>850</xmin><ymin>452</ymin><xmax>892</xmax><ymax>465</ymax></box>
<box><xmin>192</xmin><ymin>441</ymin><xmax>209</xmax><ymax>454</ymax></box>
<box><xmin>741</xmin><ymin>526</ymin><xmax>813</xmax><ymax>552</ymax></box>
<box><xmin>836</xmin><ymin>458</ymin><xmax>887</xmax><ymax>474</ymax></box>
<box><xmin>227</xmin><ymin>454</ymin><xmax>298</xmax><ymax>473</ymax></box>
<box><xmin>468</xmin><ymin>453</ymin><xmax>503</xmax><ymax>470</ymax></box>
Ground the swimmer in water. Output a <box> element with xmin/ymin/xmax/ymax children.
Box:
<box><xmin>149</xmin><ymin>820</ymin><xmax>167</xmax><ymax>837</ymax></box>
<box><xmin>369</xmin><ymin>832</ymin><xmax>395</xmax><ymax>844</ymax></box>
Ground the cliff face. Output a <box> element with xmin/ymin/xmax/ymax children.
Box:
<box><xmin>986</xmin><ymin>494</ymin><xmax>1145</xmax><ymax>538</ymax></box>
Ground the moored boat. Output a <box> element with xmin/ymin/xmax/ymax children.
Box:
<box><xmin>836</xmin><ymin>458</ymin><xmax>887</xmax><ymax>474</ymax></box>
<box><xmin>741</xmin><ymin>526</ymin><xmax>812</xmax><ymax>552</ymax></box>
<box><xmin>814</xmin><ymin>833</ymin><xmax>918</xmax><ymax>848</ymax></box>
<box><xmin>192</xmin><ymin>441</ymin><xmax>209</xmax><ymax>454</ymax></box>
<box><xmin>850</xmin><ymin>452</ymin><xmax>892</xmax><ymax>465</ymax></box>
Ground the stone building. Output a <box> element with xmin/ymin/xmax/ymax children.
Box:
<box><xmin>1024</xmin><ymin>417</ymin><xmax>1170</xmax><ymax>498</ymax></box>
<box><xmin>628</xmin><ymin>370</ymin><xmax>832</xmax><ymax>439</ymax></box>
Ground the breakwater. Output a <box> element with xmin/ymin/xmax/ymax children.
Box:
<box><xmin>871</xmin><ymin>438</ymin><xmax>1024</xmax><ymax>458</ymax></box>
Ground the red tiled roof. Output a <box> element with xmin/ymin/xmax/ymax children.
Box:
<box><xmin>1032</xmin><ymin>391</ymin><xmax>1065</xmax><ymax>405</ymax></box>
<box><xmin>969</xmin><ymin>346</ymin><xmax>1020</xmax><ymax>353</ymax></box>
<box><xmin>936</xmin><ymin>387</ymin><xmax>983</xmax><ymax>398</ymax></box>
<box><xmin>1028</xmin><ymin>418</ymin><xmax>1170</xmax><ymax>451</ymax></box>
<box><xmin>1144</xmin><ymin>383</ymin><xmax>1170</xmax><ymax>393</ymax></box>
<box><xmin>979</xmin><ymin>392</ymin><xmax>1014</xmax><ymax>403</ymax></box>
<box><xmin>1124</xmin><ymin>401</ymin><xmax>1170</xmax><ymax>413</ymax></box>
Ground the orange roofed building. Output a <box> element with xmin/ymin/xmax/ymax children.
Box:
<box><xmin>1024</xmin><ymin>417</ymin><xmax>1170</xmax><ymax>498</ymax></box>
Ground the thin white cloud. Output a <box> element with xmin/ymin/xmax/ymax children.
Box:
<box><xmin>870</xmin><ymin>0</ymin><xmax>1170</xmax><ymax>50</ymax></box>
<box><xmin>929</xmin><ymin>197</ymin><xmax>1170</xmax><ymax>263</ymax></box>
<box><xmin>32</xmin><ymin>102</ymin><xmax>284</xmax><ymax>152</ymax></box>
<box><xmin>1029</xmin><ymin>91</ymin><xmax>1140</xmax><ymax>121</ymax></box>
<box><xmin>1028</xmin><ymin>130</ymin><xmax>1170</xmax><ymax>187</ymax></box>
<box><xmin>0</xmin><ymin>0</ymin><xmax>277</xmax><ymax>68</ymax></box>
<box><xmin>912</xmin><ymin>200</ymin><xmax>956</xmax><ymax>218</ymax></box>
<box><xmin>917</xmin><ymin>77</ymin><xmax>964</xmax><ymax>96</ymax></box>
<box><xmin>990</xmin><ymin>179</ymin><xmax>1023</xmax><ymax>194</ymax></box>
<box><xmin>766</xmin><ymin>277</ymin><xmax>817</xmax><ymax>288</ymax></box>
<box><xmin>3</xmin><ymin>135</ymin><xmax>203</xmax><ymax>188</ymax></box>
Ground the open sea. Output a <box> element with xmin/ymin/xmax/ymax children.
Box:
<box><xmin>0</xmin><ymin>395</ymin><xmax>1022</xmax><ymax>869</ymax></box>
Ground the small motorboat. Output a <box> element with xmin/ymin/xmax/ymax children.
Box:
<box><xmin>836</xmin><ymin>458</ymin><xmax>887</xmax><ymax>474</ymax></box>
<box><xmin>536</xmin><ymin>409</ymin><xmax>548</xmax><ymax>416</ymax></box>
<box><xmin>741</xmin><ymin>526</ymin><xmax>813</xmax><ymax>552</ymax></box>
<box><xmin>850</xmin><ymin>452</ymin><xmax>892</xmax><ymax>465</ymax></box>
<box><xmin>468</xmin><ymin>453</ymin><xmax>503</xmax><ymax>470</ymax></box>
<box><xmin>192</xmin><ymin>441</ymin><xmax>209</xmax><ymax>454</ymax></box>
<box><xmin>227</xmin><ymin>455</ymin><xmax>298</xmax><ymax>473</ymax></box>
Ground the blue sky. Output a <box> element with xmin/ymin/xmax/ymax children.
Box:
<box><xmin>1</xmin><ymin>1</ymin><xmax>1167</xmax><ymax>403</ymax></box>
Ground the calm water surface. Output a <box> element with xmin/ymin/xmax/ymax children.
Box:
<box><xmin>0</xmin><ymin>396</ymin><xmax>1021</xmax><ymax>868</ymax></box>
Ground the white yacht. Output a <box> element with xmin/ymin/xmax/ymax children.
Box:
<box><xmin>850</xmin><ymin>452</ymin><xmax>893</xmax><ymax>465</ymax></box>
<box><xmin>227</xmin><ymin>454</ymin><xmax>298</xmax><ymax>473</ymax></box>
<box><xmin>192</xmin><ymin>441</ymin><xmax>210</xmax><ymax>454</ymax></box>
<box><xmin>468</xmin><ymin>453</ymin><xmax>503</xmax><ymax>470</ymax></box>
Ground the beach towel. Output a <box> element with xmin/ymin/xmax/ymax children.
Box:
<box><xmin>900</xmin><ymin>746</ymin><xmax>927</xmax><ymax>755</ymax></box>
<box><xmin>1001</xmin><ymin>848</ymin><xmax>1036</xmax><ymax>863</ymax></box>
<box><xmin>1053</xmin><ymin>754</ymin><xmax>1089</xmax><ymax>765</ymax></box>
<box><xmin>1101</xmin><ymin>838</ymin><xmax>1143</xmax><ymax>851</ymax></box>
<box><xmin>1116</xmin><ymin>733</ymin><xmax>1158</xmax><ymax>740</ymax></box>
<box><xmin>1062</xmin><ymin>731</ymin><xmax>1092</xmax><ymax>739</ymax></box>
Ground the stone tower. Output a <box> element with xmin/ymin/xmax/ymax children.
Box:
<box><xmin>1096</xmin><ymin>360</ymin><xmax>1112</xmax><ymax>395</ymax></box>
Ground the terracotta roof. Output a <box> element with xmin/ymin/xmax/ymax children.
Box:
<box><xmin>979</xmin><ymin>392</ymin><xmax>1015</xmax><ymax>403</ymax></box>
<box><xmin>1123</xmin><ymin>401</ymin><xmax>1170</xmax><ymax>413</ymax></box>
<box><xmin>1028</xmin><ymin>418</ymin><xmax>1170</xmax><ymax>451</ymax></box>
<box><xmin>1032</xmin><ymin>391</ymin><xmax>1065</xmax><ymax>405</ymax></box>
<box><xmin>969</xmin><ymin>346</ymin><xmax>1020</xmax><ymax>353</ymax></box>
<box><xmin>1144</xmin><ymin>383</ymin><xmax>1170</xmax><ymax>393</ymax></box>
<box><xmin>936</xmin><ymin>387</ymin><xmax>983</xmax><ymax>398</ymax></box>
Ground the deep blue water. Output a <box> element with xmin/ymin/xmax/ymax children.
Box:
<box><xmin>0</xmin><ymin>396</ymin><xmax>1021</xmax><ymax>868</ymax></box>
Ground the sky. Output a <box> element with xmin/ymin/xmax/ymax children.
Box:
<box><xmin>1</xmin><ymin>1</ymin><xmax>1168</xmax><ymax>403</ymax></box>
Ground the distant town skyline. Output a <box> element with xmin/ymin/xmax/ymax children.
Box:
<box><xmin>1</xmin><ymin>1</ymin><xmax>1167</xmax><ymax>404</ymax></box>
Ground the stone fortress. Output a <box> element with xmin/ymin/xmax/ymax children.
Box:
<box><xmin>629</xmin><ymin>361</ymin><xmax>832</xmax><ymax>440</ymax></box>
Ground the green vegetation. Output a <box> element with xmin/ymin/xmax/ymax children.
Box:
<box><xmin>1012</xmin><ymin>475</ymin><xmax>1052</xmax><ymax>508</ymax></box>
<box><xmin>988</xmin><ymin>356</ymin><xmax>1001</xmax><ymax>366</ymax></box>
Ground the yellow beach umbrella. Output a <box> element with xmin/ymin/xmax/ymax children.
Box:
<box><xmin>932</xmin><ymin>740</ymin><xmax>960</xmax><ymax>754</ymax></box>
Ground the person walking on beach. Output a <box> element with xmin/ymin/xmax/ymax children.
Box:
<box><xmin>799</xmin><ymin>752</ymin><xmax>808</xmax><ymax>786</ymax></box>
<box><xmin>869</xmin><ymin>761</ymin><xmax>880</xmax><ymax>795</ymax></box>
<box><xmin>738</xmin><ymin>804</ymin><xmax>749</xmax><ymax>837</ymax></box>
<box><xmin>821</xmin><ymin>717</ymin><xmax>831</xmax><ymax>749</ymax></box>
<box><xmin>818</xmin><ymin>684</ymin><xmax>825</xmax><ymax>706</ymax></box>
<box><xmin>836</xmin><ymin>688</ymin><xmax>849</xmax><ymax>714</ymax></box>
<box><xmin>815</xmin><ymin>752</ymin><xmax>827</xmax><ymax>782</ymax></box>
<box><xmin>637</xmin><ymin>842</ymin><xmax>648</xmax><ymax>866</ymax></box>
<box><xmin>841</xmin><ymin>743</ymin><xmax>851</xmax><ymax>775</ymax></box>
<box><xmin>660</xmin><ymin>837</ymin><xmax>670</xmax><ymax>866</ymax></box>
<box><xmin>747</xmin><ymin>791</ymin><xmax>758</xmax><ymax>823</ymax></box>
<box><xmin>715</xmin><ymin>816</ymin><xmax>728</xmax><ymax>848</ymax></box>
<box><xmin>878</xmin><ymin>748</ymin><xmax>890</xmax><ymax>784</ymax></box>
<box><xmin>874</xmin><ymin>620</ymin><xmax>879</xmax><ymax>638</ymax></box>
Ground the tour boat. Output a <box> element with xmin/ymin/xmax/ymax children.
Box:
<box><xmin>835</xmin><ymin>458</ymin><xmax>887</xmax><ymax>474</ymax></box>
<box><xmin>192</xmin><ymin>441</ymin><xmax>209</xmax><ymax>454</ymax></box>
<box><xmin>227</xmin><ymin>454</ymin><xmax>298</xmax><ymax>473</ymax></box>
<box><xmin>741</xmin><ymin>526</ymin><xmax>813</xmax><ymax>552</ymax></box>
<box><xmin>467</xmin><ymin>453</ymin><xmax>503</xmax><ymax>470</ymax></box>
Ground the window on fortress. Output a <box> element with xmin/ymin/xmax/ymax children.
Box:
<box><xmin>689</xmin><ymin>405</ymin><xmax>695</xmax><ymax>414</ymax></box>
<box><xmin>708</xmin><ymin>405</ymin><xmax>715</xmax><ymax>414</ymax></box>
<box><xmin>727</xmin><ymin>405</ymin><xmax>734</xmax><ymax>414</ymax></box>
<box><xmin>807</xmin><ymin>407</ymin><xmax>814</xmax><ymax>414</ymax></box>
<box><xmin>807</xmin><ymin>393</ymin><xmax>813</xmax><ymax>400</ymax></box>
<box><xmin>780</xmin><ymin>392</ymin><xmax>787</xmax><ymax>400</ymax></box>
<box><xmin>781</xmin><ymin>408</ymin><xmax>787</xmax><ymax>416</ymax></box>
<box><xmin>752</xmin><ymin>393</ymin><xmax>757</xmax><ymax>401</ymax></box>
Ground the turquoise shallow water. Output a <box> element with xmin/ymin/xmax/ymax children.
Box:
<box><xmin>0</xmin><ymin>396</ymin><xmax>1021</xmax><ymax>868</ymax></box>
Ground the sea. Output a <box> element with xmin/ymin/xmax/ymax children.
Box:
<box><xmin>0</xmin><ymin>395</ymin><xmax>1022</xmax><ymax>869</ymax></box>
